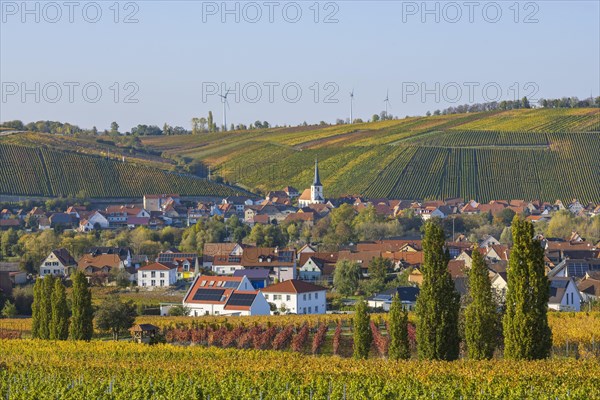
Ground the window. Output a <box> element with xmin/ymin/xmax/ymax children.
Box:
<box><xmin>151</xmin><ymin>280</ymin><xmax>156</xmax><ymax>286</ymax></box>
<box><xmin>142</xmin><ymin>273</ymin><xmax>147</xmax><ymax>278</ymax></box>
<box><xmin>308</xmin><ymin>307</ymin><xmax>312</xmax><ymax>313</ymax></box>
<box><xmin>303</xmin><ymin>307</ymin><xmax>306</xmax><ymax>314</ymax></box>
<box><xmin>308</xmin><ymin>293</ymin><xmax>312</xmax><ymax>300</ymax></box>
<box><xmin>303</xmin><ymin>294</ymin><xmax>306</xmax><ymax>301</ymax></box>
<box><xmin>274</xmin><ymin>295</ymin><xmax>282</xmax><ymax>300</ymax></box>
<box><xmin>264</xmin><ymin>294</ymin><xmax>269</xmax><ymax>300</ymax></box>
<box><xmin>142</xmin><ymin>282</ymin><xmax>146</xmax><ymax>287</ymax></box>
<box><xmin>160</xmin><ymin>280</ymin><xmax>165</xmax><ymax>287</ymax></box>
<box><xmin>160</xmin><ymin>272</ymin><xmax>165</xmax><ymax>278</ymax></box>
<box><xmin>151</xmin><ymin>271</ymin><xmax>156</xmax><ymax>278</ymax></box>
<box><xmin>315</xmin><ymin>306</ymin><xmax>318</xmax><ymax>313</ymax></box>
<box><xmin>315</xmin><ymin>293</ymin><xmax>318</xmax><ymax>299</ymax></box>
<box><xmin>286</xmin><ymin>295</ymin><xmax>291</xmax><ymax>301</ymax></box>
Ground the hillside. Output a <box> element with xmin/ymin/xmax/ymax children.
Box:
<box><xmin>140</xmin><ymin>108</ymin><xmax>600</xmax><ymax>202</ymax></box>
<box><xmin>0</xmin><ymin>143</ymin><xmax>248</xmax><ymax>198</ymax></box>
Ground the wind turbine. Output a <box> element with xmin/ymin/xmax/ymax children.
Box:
<box><xmin>219</xmin><ymin>89</ymin><xmax>230</xmax><ymax>132</ymax></box>
<box><xmin>384</xmin><ymin>90</ymin><xmax>392</xmax><ymax>118</ymax></box>
<box><xmin>350</xmin><ymin>89</ymin><xmax>354</xmax><ymax>123</ymax></box>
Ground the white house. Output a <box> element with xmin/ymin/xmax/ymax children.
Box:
<box><xmin>549</xmin><ymin>277</ymin><xmax>582</xmax><ymax>311</ymax></box>
<box><xmin>79</xmin><ymin>211</ymin><xmax>110</xmax><ymax>232</ymax></box>
<box><xmin>137</xmin><ymin>262</ymin><xmax>177</xmax><ymax>288</ymax></box>
<box><xmin>183</xmin><ymin>275</ymin><xmax>269</xmax><ymax>316</ymax></box>
<box><xmin>261</xmin><ymin>279</ymin><xmax>327</xmax><ymax>315</ymax></box>
<box><xmin>491</xmin><ymin>272</ymin><xmax>508</xmax><ymax>303</ymax></box>
<box><xmin>39</xmin><ymin>248</ymin><xmax>77</xmax><ymax>277</ymax></box>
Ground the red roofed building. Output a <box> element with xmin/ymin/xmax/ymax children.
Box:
<box><xmin>261</xmin><ymin>279</ymin><xmax>327</xmax><ymax>314</ymax></box>
<box><xmin>182</xmin><ymin>275</ymin><xmax>270</xmax><ymax>316</ymax></box>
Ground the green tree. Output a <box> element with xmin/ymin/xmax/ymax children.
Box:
<box><xmin>208</xmin><ymin>111</ymin><xmax>214</xmax><ymax>133</ymax></box>
<box><xmin>333</xmin><ymin>260</ymin><xmax>361</xmax><ymax>296</ymax></box>
<box><xmin>31</xmin><ymin>278</ymin><xmax>43</xmax><ymax>338</ymax></box>
<box><xmin>70</xmin><ymin>271</ymin><xmax>94</xmax><ymax>341</ymax></box>
<box><xmin>503</xmin><ymin>216</ymin><xmax>552</xmax><ymax>360</ymax></box>
<box><xmin>369</xmin><ymin>256</ymin><xmax>391</xmax><ymax>293</ymax></box>
<box><xmin>1</xmin><ymin>301</ymin><xmax>17</xmax><ymax>318</ymax></box>
<box><xmin>465</xmin><ymin>247</ymin><xmax>497</xmax><ymax>359</ymax></box>
<box><xmin>50</xmin><ymin>278</ymin><xmax>69</xmax><ymax>340</ymax></box>
<box><xmin>110</xmin><ymin>121</ymin><xmax>119</xmax><ymax>134</ymax></box>
<box><xmin>95</xmin><ymin>296</ymin><xmax>137</xmax><ymax>340</ymax></box>
<box><xmin>353</xmin><ymin>299</ymin><xmax>372</xmax><ymax>359</ymax></box>
<box><xmin>37</xmin><ymin>275</ymin><xmax>55</xmax><ymax>339</ymax></box>
<box><xmin>388</xmin><ymin>294</ymin><xmax>410</xmax><ymax>360</ymax></box>
<box><xmin>416</xmin><ymin>220</ymin><xmax>460</xmax><ymax>360</ymax></box>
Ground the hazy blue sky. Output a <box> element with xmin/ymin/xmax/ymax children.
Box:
<box><xmin>1</xmin><ymin>0</ymin><xmax>599</xmax><ymax>130</ymax></box>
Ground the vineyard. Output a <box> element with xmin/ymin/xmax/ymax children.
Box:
<box><xmin>1</xmin><ymin>339</ymin><xmax>599</xmax><ymax>399</ymax></box>
<box><xmin>137</xmin><ymin>108</ymin><xmax>600</xmax><ymax>202</ymax></box>
<box><xmin>0</xmin><ymin>143</ymin><xmax>247</xmax><ymax>198</ymax></box>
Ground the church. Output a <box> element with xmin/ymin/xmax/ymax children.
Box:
<box><xmin>298</xmin><ymin>160</ymin><xmax>325</xmax><ymax>207</ymax></box>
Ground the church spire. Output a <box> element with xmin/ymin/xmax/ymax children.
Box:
<box><xmin>313</xmin><ymin>159</ymin><xmax>322</xmax><ymax>186</ymax></box>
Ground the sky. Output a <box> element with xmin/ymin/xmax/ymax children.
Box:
<box><xmin>1</xmin><ymin>0</ymin><xmax>599</xmax><ymax>131</ymax></box>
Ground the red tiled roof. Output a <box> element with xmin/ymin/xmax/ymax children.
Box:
<box><xmin>261</xmin><ymin>279</ymin><xmax>327</xmax><ymax>294</ymax></box>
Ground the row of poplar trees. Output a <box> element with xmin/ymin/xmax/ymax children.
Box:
<box><xmin>353</xmin><ymin>215</ymin><xmax>551</xmax><ymax>360</ymax></box>
<box><xmin>31</xmin><ymin>271</ymin><xmax>94</xmax><ymax>341</ymax></box>
<box><xmin>417</xmin><ymin>216</ymin><xmax>551</xmax><ymax>360</ymax></box>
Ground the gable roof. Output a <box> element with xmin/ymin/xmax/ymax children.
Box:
<box><xmin>138</xmin><ymin>262</ymin><xmax>174</xmax><ymax>271</ymax></box>
<box><xmin>78</xmin><ymin>253</ymin><xmax>122</xmax><ymax>270</ymax></box>
<box><xmin>368</xmin><ymin>286</ymin><xmax>420</xmax><ymax>303</ymax></box>
<box><xmin>261</xmin><ymin>279</ymin><xmax>327</xmax><ymax>294</ymax></box>
<box><xmin>232</xmin><ymin>268</ymin><xmax>270</xmax><ymax>279</ymax></box>
<box><xmin>51</xmin><ymin>248</ymin><xmax>77</xmax><ymax>266</ymax></box>
<box><xmin>549</xmin><ymin>277</ymin><xmax>574</xmax><ymax>304</ymax></box>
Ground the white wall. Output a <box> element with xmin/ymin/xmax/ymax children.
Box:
<box><xmin>263</xmin><ymin>290</ymin><xmax>326</xmax><ymax>314</ymax></box>
<box><xmin>138</xmin><ymin>268</ymin><xmax>177</xmax><ymax>287</ymax></box>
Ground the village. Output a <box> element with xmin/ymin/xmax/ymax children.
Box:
<box><xmin>1</xmin><ymin>161</ymin><xmax>598</xmax><ymax>320</ymax></box>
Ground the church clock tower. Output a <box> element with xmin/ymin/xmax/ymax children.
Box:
<box><xmin>310</xmin><ymin>159</ymin><xmax>324</xmax><ymax>203</ymax></box>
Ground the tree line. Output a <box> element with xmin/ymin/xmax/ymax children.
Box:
<box><xmin>352</xmin><ymin>215</ymin><xmax>551</xmax><ymax>361</ymax></box>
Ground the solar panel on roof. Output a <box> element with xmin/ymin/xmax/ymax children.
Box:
<box><xmin>223</xmin><ymin>281</ymin><xmax>239</xmax><ymax>288</ymax></box>
<box><xmin>227</xmin><ymin>293</ymin><xmax>255</xmax><ymax>307</ymax></box>
<box><xmin>192</xmin><ymin>288</ymin><xmax>225</xmax><ymax>302</ymax></box>
<box><xmin>279</xmin><ymin>251</ymin><xmax>293</xmax><ymax>262</ymax></box>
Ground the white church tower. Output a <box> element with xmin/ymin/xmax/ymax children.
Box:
<box><xmin>299</xmin><ymin>160</ymin><xmax>325</xmax><ymax>207</ymax></box>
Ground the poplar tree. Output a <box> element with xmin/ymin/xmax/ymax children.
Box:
<box><xmin>353</xmin><ymin>299</ymin><xmax>372</xmax><ymax>359</ymax></box>
<box><xmin>465</xmin><ymin>247</ymin><xmax>497</xmax><ymax>359</ymax></box>
<box><xmin>503</xmin><ymin>216</ymin><xmax>552</xmax><ymax>359</ymax></box>
<box><xmin>416</xmin><ymin>220</ymin><xmax>460</xmax><ymax>360</ymax></box>
<box><xmin>388</xmin><ymin>294</ymin><xmax>410</xmax><ymax>360</ymax></box>
<box><xmin>31</xmin><ymin>278</ymin><xmax>42</xmax><ymax>338</ymax></box>
<box><xmin>38</xmin><ymin>275</ymin><xmax>55</xmax><ymax>339</ymax></box>
<box><xmin>70</xmin><ymin>271</ymin><xmax>94</xmax><ymax>341</ymax></box>
<box><xmin>50</xmin><ymin>278</ymin><xmax>69</xmax><ymax>340</ymax></box>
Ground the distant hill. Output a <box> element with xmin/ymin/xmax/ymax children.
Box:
<box><xmin>139</xmin><ymin>108</ymin><xmax>600</xmax><ymax>202</ymax></box>
<box><xmin>0</xmin><ymin>143</ymin><xmax>248</xmax><ymax>198</ymax></box>
<box><xmin>2</xmin><ymin>108</ymin><xmax>599</xmax><ymax>201</ymax></box>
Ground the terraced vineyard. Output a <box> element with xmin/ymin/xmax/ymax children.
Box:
<box><xmin>0</xmin><ymin>143</ymin><xmax>247</xmax><ymax>198</ymax></box>
<box><xmin>138</xmin><ymin>108</ymin><xmax>600</xmax><ymax>202</ymax></box>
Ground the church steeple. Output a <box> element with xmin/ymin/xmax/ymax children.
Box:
<box><xmin>313</xmin><ymin>159</ymin><xmax>322</xmax><ymax>186</ymax></box>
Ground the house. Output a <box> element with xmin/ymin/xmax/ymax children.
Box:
<box><xmin>211</xmin><ymin>254</ymin><xmax>244</xmax><ymax>276</ymax></box>
<box><xmin>479</xmin><ymin>235</ymin><xmax>500</xmax><ymax>248</ymax></box>
<box><xmin>367</xmin><ymin>286</ymin><xmax>420</xmax><ymax>311</ymax></box>
<box><xmin>39</xmin><ymin>249</ymin><xmax>77</xmax><ymax>277</ymax></box>
<box><xmin>232</xmin><ymin>268</ymin><xmax>270</xmax><ymax>289</ymax></box>
<box><xmin>202</xmin><ymin>243</ymin><xmax>244</xmax><ymax>268</ymax></box>
<box><xmin>156</xmin><ymin>252</ymin><xmax>200</xmax><ymax>279</ymax></box>
<box><xmin>105</xmin><ymin>205</ymin><xmax>150</xmax><ymax>228</ymax></box>
<box><xmin>85</xmin><ymin>247</ymin><xmax>132</xmax><ymax>266</ymax></box>
<box><xmin>548</xmin><ymin>258</ymin><xmax>600</xmax><ymax>279</ymax></box>
<box><xmin>337</xmin><ymin>250</ymin><xmax>381</xmax><ymax>276</ymax></box>
<box><xmin>408</xmin><ymin>268</ymin><xmax>423</xmax><ymax>285</ymax></box>
<box><xmin>241</xmin><ymin>247</ymin><xmax>296</xmax><ymax>282</ymax></box>
<box><xmin>491</xmin><ymin>272</ymin><xmax>508</xmax><ymax>303</ymax></box>
<box><xmin>0</xmin><ymin>219</ymin><xmax>22</xmax><ymax>230</ymax></box>
<box><xmin>261</xmin><ymin>279</ymin><xmax>327</xmax><ymax>314</ymax></box>
<box><xmin>298</xmin><ymin>252</ymin><xmax>338</xmax><ymax>282</ymax></box>
<box><xmin>298</xmin><ymin>160</ymin><xmax>325</xmax><ymax>207</ymax></box>
<box><xmin>143</xmin><ymin>194</ymin><xmax>180</xmax><ymax>212</ymax></box>
<box><xmin>49</xmin><ymin>213</ymin><xmax>77</xmax><ymax>229</ymax></box>
<box><xmin>78</xmin><ymin>253</ymin><xmax>126</xmax><ymax>284</ymax></box>
<box><xmin>283</xmin><ymin>186</ymin><xmax>299</xmax><ymax>198</ymax></box>
<box><xmin>578</xmin><ymin>273</ymin><xmax>600</xmax><ymax>303</ymax></box>
<box><xmin>548</xmin><ymin>277</ymin><xmax>582</xmax><ymax>311</ymax></box>
<box><xmin>78</xmin><ymin>211</ymin><xmax>109</xmax><ymax>232</ymax></box>
<box><xmin>137</xmin><ymin>262</ymin><xmax>177</xmax><ymax>287</ymax></box>
<box><xmin>183</xmin><ymin>275</ymin><xmax>269</xmax><ymax>316</ymax></box>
